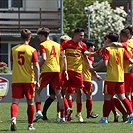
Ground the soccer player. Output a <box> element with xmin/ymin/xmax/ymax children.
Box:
<box><xmin>34</xmin><ymin>27</ymin><xmax>68</xmax><ymax>122</ymax></box>
<box><xmin>82</xmin><ymin>40</ymin><xmax>101</xmax><ymax>119</ymax></box>
<box><xmin>90</xmin><ymin>32</ymin><xmax>133</xmax><ymax>124</ymax></box>
<box><xmin>61</xmin><ymin>28</ymin><xmax>87</xmax><ymax>122</ymax></box>
<box><xmin>41</xmin><ymin>35</ymin><xmax>72</xmax><ymax>121</ymax></box>
<box><xmin>10</xmin><ymin>29</ymin><xmax>40</xmax><ymax>131</ymax></box>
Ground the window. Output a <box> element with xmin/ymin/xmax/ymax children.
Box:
<box><xmin>0</xmin><ymin>0</ymin><xmax>23</xmax><ymax>10</ymax></box>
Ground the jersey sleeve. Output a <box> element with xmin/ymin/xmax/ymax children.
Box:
<box><xmin>102</xmin><ymin>48</ymin><xmax>110</xmax><ymax>60</ymax></box>
<box><xmin>124</xmin><ymin>49</ymin><xmax>130</xmax><ymax>60</ymax></box>
<box><xmin>32</xmin><ymin>50</ymin><xmax>38</xmax><ymax>62</ymax></box>
<box><xmin>121</xmin><ymin>42</ymin><xmax>127</xmax><ymax>49</ymax></box>
<box><xmin>40</xmin><ymin>44</ymin><xmax>46</xmax><ymax>55</ymax></box>
<box><xmin>88</xmin><ymin>56</ymin><xmax>94</xmax><ymax>62</ymax></box>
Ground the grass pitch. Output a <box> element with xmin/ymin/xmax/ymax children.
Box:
<box><xmin>0</xmin><ymin>101</ymin><xmax>133</xmax><ymax>133</ymax></box>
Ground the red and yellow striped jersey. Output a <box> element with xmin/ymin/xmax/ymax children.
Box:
<box><xmin>62</xmin><ymin>40</ymin><xmax>87</xmax><ymax>73</ymax></box>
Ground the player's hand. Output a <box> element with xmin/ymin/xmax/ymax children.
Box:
<box><xmin>96</xmin><ymin>74</ymin><xmax>102</xmax><ymax>80</ymax></box>
<box><xmin>35</xmin><ymin>81</ymin><xmax>40</xmax><ymax>90</ymax></box>
<box><xmin>64</xmin><ymin>70</ymin><xmax>69</xmax><ymax>80</ymax></box>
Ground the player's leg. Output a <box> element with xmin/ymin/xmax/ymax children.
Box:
<box><xmin>10</xmin><ymin>98</ymin><xmax>19</xmax><ymax>131</ymax></box>
<box><xmin>27</xmin><ymin>98</ymin><xmax>35</xmax><ymax>130</ymax></box>
<box><xmin>75</xmin><ymin>87</ymin><xmax>83</xmax><ymax>122</ymax></box>
<box><xmin>42</xmin><ymin>85</ymin><xmax>56</xmax><ymax>120</ymax></box>
<box><xmin>55</xmin><ymin>89</ymin><xmax>65</xmax><ymax>122</ymax></box>
<box><xmin>34</xmin><ymin>86</ymin><xmax>43</xmax><ymax>122</ymax></box>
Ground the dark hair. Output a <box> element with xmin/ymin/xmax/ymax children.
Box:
<box><xmin>37</xmin><ymin>27</ymin><xmax>50</xmax><ymax>37</ymax></box>
<box><xmin>83</xmin><ymin>40</ymin><xmax>95</xmax><ymax>49</ymax></box>
<box><xmin>74</xmin><ymin>28</ymin><xmax>84</xmax><ymax>34</ymax></box>
<box><xmin>106</xmin><ymin>32</ymin><xmax>119</xmax><ymax>42</ymax></box>
<box><xmin>125</xmin><ymin>25</ymin><xmax>133</xmax><ymax>35</ymax></box>
<box><xmin>21</xmin><ymin>29</ymin><xmax>31</xmax><ymax>41</ymax></box>
<box><xmin>120</xmin><ymin>29</ymin><xmax>131</xmax><ymax>39</ymax></box>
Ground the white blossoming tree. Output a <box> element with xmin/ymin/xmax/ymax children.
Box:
<box><xmin>85</xmin><ymin>1</ymin><xmax>127</xmax><ymax>48</ymax></box>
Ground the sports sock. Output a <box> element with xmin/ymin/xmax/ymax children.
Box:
<box><xmin>11</xmin><ymin>103</ymin><xmax>18</xmax><ymax>118</ymax></box>
<box><xmin>64</xmin><ymin>97</ymin><xmax>69</xmax><ymax>109</ymax></box>
<box><xmin>57</xmin><ymin>102</ymin><xmax>60</xmax><ymax>113</ymax></box>
<box><xmin>35</xmin><ymin>102</ymin><xmax>41</xmax><ymax>112</ymax></box>
<box><xmin>103</xmin><ymin>100</ymin><xmax>111</xmax><ymax>117</ymax></box>
<box><xmin>77</xmin><ymin>102</ymin><xmax>82</xmax><ymax>113</ymax></box>
<box><xmin>110</xmin><ymin>98</ymin><xmax>117</xmax><ymax>116</ymax></box>
<box><xmin>42</xmin><ymin>97</ymin><xmax>54</xmax><ymax>115</ymax></box>
<box><xmin>27</xmin><ymin>104</ymin><xmax>34</xmax><ymax>124</ymax></box>
<box><xmin>60</xmin><ymin>109</ymin><xmax>65</xmax><ymax>118</ymax></box>
<box><xmin>67</xmin><ymin>99</ymin><xmax>73</xmax><ymax>108</ymax></box>
<box><xmin>114</xmin><ymin>98</ymin><xmax>126</xmax><ymax>114</ymax></box>
<box><xmin>122</xmin><ymin>98</ymin><xmax>133</xmax><ymax>114</ymax></box>
<box><xmin>86</xmin><ymin>99</ymin><xmax>92</xmax><ymax>116</ymax></box>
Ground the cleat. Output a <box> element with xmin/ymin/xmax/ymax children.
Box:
<box><xmin>87</xmin><ymin>113</ymin><xmax>98</xmax><ymax>119</ymax></box>
<box><xmin>11</xmin><ymin>120</ymin><xmax>17</xmax><ymax>131</ymax></box>
<box><xmin>76</xmin><ymin>113</ymin><xmax>83</xmax><ymax>123</ymax></box>
<box><xmin>27</xmin><ymin>125</ymin><xmax>35</xmax><ymax>130</ymax></box>
<box><xmin>96</xmin><ymin>118</ymin><xmax>108</xmax><ymax>124</ymax></box>
<box><xmin>125</xmin><ymin>116</ymin><xmax>133</xmax><ymax>124</ymax></box>
<box><xmin>57</xmin><ymin>118</ymin><xmax>65</xmax><ymax>122</ymax></box>
<box><xmin>42</xmin><ymin>114</ymin><xmax>48</xmax><ymax>121</ymax></box>
<box><xmin>67</xmin><ymin>108</ymin><xmax>73</xmax><ymax>121</ymax></box>
<box><xmin>114</xmin><ymin>112</ymin><xmax>120</xmax><ymax>122</ymax></box>
<box><xmin>122</xmin><ymin>112</ymin><xmax>128</xmax><ymax>122</ymax></box>
<box><xmin>33</xmin><ymin>112</ymin><xmax>43</xmax><ymax>122</ymax></box>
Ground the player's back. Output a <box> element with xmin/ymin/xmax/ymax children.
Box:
<box><xmin>105</xmin><ymin>46</ymin><xmax>125</xmax><ymax>82</ymax></box>
<box><xmin>11</xmin><ymin>44</ymin><xmax>36</xmax><ymax>83</ymax></box>
<box><xmin>41</xmin><ymin>40</ymin><xmax>61</xmax><ymax>72</ymax></box>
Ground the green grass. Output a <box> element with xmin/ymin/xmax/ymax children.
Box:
<box><xmin>0</xmin><ymin>101</ymin><xmax>133</xmax><ymax>133</ymax></box>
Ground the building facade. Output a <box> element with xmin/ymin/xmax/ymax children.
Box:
<box><xmin>0</xmin><ymin>0</ymin><xmax>61</xmax><ymax>70</ymax></box>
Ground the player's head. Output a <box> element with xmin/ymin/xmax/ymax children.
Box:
<box><xmin>120</xmin><ymin>28</ymin><xmax>131</xmax><ymax>42</ymax></box>
<box><xmin>125</xmin><ymin>25</ymin><xmax>133</xmax><ymax>36</ymax></box>
<box><xmin>37</xmin><ymin>27</ymin><xmax>50</xmax><ymax>37</ymax></box>
<box><xmin>83</xmin><ymin>40</ymin><xmax>95</xmax><ymax>52</ymax></box>
<box><xmin>104</xmin><ymin>32</ymin><xmax>119</xmax><ymax>43</ymax></box>
<box><xmin>21</xmin><ymin>29</ymin><xmax>31</xmax><ymax>41</ymax></box>
<box><xmin>73</xmin><ymin>28</ymin><xmax>85</xmax><ymax>42</ymax></box>
<box><xmin>60</xmin><ymin>35</ymin><xmax>71</xmax><ymax>43</ymax></box>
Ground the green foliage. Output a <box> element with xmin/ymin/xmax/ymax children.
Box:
<box><xmin>0</xmin><ymin>67</ymin><xmax>11</xmax><ymax>73</ymax></box>
<box><xmin>63</xmin><ymin>0</ymin><xmax>112</xmax><ymax>37</ymax></box>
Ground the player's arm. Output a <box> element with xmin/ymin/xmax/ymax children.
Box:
<box><xmin>84</xmin><ymin>50</ymin><xmax>97</xmax><ymax>57</ymax></box>
<box><xmin>39</xmin><ymin>53</ymin><xmax>46</xmax><ymax>67</ymax></box>
<box><xmin>33</xmin><ymin>62</ymin><xmax>40</xmax><ymax>88</ymax></box>
<box><xmin>39</xmin><ymin>45</ymin><xmax>46</xmax><ymax>67</ymax></box>
<box><xmin>90</xmin><ymin>60</ymin><xmax>108</xmax><ymax>72</ymax></box>
<box><xmin>61</xmin><ymin>50</ymin><xmax>68</xmax><ymax>80</ymax></box>
<box><xmin>32</xmin><ymin>50</ymin><xmax>40</xmax><ymax>88</ymax></box>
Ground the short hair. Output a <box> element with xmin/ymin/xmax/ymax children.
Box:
<box><xmin>21</xmin><ymin>29</ymin><xmax>31</xmax><ymax>41</ymax></box>
<box><xmin>120</xmin><ymin>29</ymin><xmax>131</xmax><ymax>39</ymax></box>
<box><xmin>74</xmin><ymin>28</ymin><xmax>84</xmax><ymax>34</ymax></box>
<box><xmin>106</xmin><ymin>32</ymin><xmax>119</xmax><ymax>42</ymax></box>
<box><xmin>83</xmin><ymin>40</ymin><xmax>95</xmax><ymax>49</ymax></box>
<box><xmin>37</xmin><ymin>27</ymin><xmax>50</xmax><ymax>37</ymax></box>
<box><xmin>125</xmin><ymin>25</ymin><xmax>133</xmax><ymax>35</ymax></box>
<box><xmin>60</xmin><ymin>35</ymin><xmax>71</xmax><ymax>43</ymax></box>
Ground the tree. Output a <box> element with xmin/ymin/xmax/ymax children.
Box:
<box><xmin>86</xmin><ymin>1</ymin><xmax>127</xmax><ymax>48</ymax></box>
<box><xmin>63</xmin><ymin>0</ymin><xmax>127</xmax><ymax>48</ymax></box>
<box><xmin>63</xmin><ymin>0</ymin><xmax>112</xmax><ymax>37</ymax></box>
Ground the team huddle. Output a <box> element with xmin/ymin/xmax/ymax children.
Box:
<box><xmin>10</xmin><ymin>25</ymin><xmax>133</xmax><ymax>131</ymax></box>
